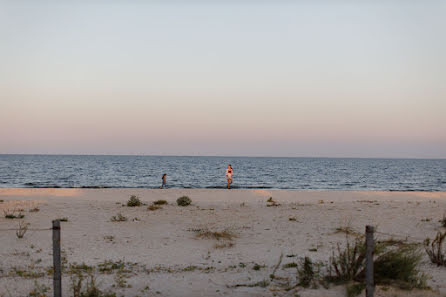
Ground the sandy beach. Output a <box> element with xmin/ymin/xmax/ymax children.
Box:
<box><xmin>1</xmin><ymin>189</ymin><xmax>445</xmax><ymax>297</ymax></box>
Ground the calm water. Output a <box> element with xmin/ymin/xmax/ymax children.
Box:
<box><xmin>0</xmin><ymin>155</ymin><xmax>445</xmax><ymax>191</ymax></box>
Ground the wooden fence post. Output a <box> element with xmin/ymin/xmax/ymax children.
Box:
<box><xmin>365</xmin><ymin>225</ymin><xmax>374</xmax><ymax>297</ymax></box>
<box><xmin>52</xmin><ymin>220</ymin><xmax>62</xmax><ymax>297</ymax></box>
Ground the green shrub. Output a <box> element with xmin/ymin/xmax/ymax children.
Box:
<box><xmin>374</xmin><ymin>245</ymin><xmax>427</xmax><ymax>289</ymax></box>
<box><xmin>328</xmin><ymin>237</ymin><xmax>428</xmax><ymax>292</ymax></box>
<box><xmin>127</xmin><ymin>195</ymin><xmax>141</xmax><ymax>207</ymax></box>
<box><xmin>297</xmin><ymin>257</ymin><xmax>322</xmax><ymax>288</ymax></box>
<box><xmin>328</xmin><ymin>239</ymin><xmax>366</xmax><ymax>283</ymax></box>
<box><xmin>177</xmin><ymin>196</ymin><xmax>191</xmax><ymax>206</ymax></box>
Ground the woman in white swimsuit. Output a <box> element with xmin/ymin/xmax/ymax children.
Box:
<box><xmin>225</xmin><ymin>164</ymin><xmax>233</xmax><ymax>189</ymax></box>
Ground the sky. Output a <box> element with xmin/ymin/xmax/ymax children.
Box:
<box><xmin>0</xmin><ymin>1</ymin><xmax>445</xmax><ymax>158</ymax></box>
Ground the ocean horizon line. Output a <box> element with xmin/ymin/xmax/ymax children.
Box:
<box><xmin>0</xmin><ymin>153</ymin><xmax>445</xmax><ymax>160</ymax></box>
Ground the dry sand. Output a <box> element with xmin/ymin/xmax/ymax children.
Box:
<box><xmin>0</xmin><ymin>189</ymin><xmax>445</xmax><ymax>297</ymax></box>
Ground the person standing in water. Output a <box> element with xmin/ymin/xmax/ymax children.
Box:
<box><xmin>225</xmin><ymin>165</ymin><xmax>233</xmax><ymax>189</ymax></box>
<box><xmin>160</xmin><ymin>173</ymin><xmax>167</xmax><ymax>189</ymax></box>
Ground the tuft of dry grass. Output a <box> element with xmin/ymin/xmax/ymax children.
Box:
<box><xmin>103</xmin><ymin>235</ymin><xmax>115</xmax><ymax>242</ymax></box>
<box><xmin>335</xmin><ymin>226</ymin><xmax>360</xmax><ymax>237</ymax></box>
<box><xmin>111</xmin><ymin>213</ymin><xmax>127</xmax><ymax>222</ymax></box>
<box><xmin>214</xmin><ymin>242</ymin><xmax>235</xmax><ymax>249</ymax></box>
<box><xmin>440</xmin><ymin>214</ymin><xmax>446</xmax><ymax>228</ymax></box>
<box><xmin>16</xmin><ymin>221</ymin><xmax>30</xmax><ymax>239</ymax></box>
<box><xmin>334</xmin><ymin>217</ymin><xmax>362</xmax><ymax>238</ymax></box>
<box><xmin>424</xmin><ymin>231</ymin><xmax>446</xmax><ymax>266</ymax></box>
<box><xmin>266</xmin><ymin>197</ymin><xmax>280</xmax><ymax>207</ymax></box>
<box><xmin>153</xmin><ymin>200</ymin><xmax>167</xmax><ymax>205</ymax></box>
<box><xmin>4</xmin><ymin>208</ymin><xmax>25</xmax><ymax>219</ymax></box>
<box><xmin>195</xmin><ymin>228</ymin><xmax>236</xmax><ymax>241</ymax></box>
<box><xmin>147</xmin><ymin>205</ymin><xmax>162</xmax><ymax>211</ymax></box>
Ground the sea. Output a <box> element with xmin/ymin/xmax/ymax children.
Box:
<box><xmin>0</xmin><ymin>155</ymin><xmax>445</xmax><ymax>191</ymax></box>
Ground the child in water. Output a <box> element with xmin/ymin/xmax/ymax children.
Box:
<box><xmin>225</xmin><ymin>165</ymin><xmax>233</xmax><ymax>189</ymax></box>
<box><xmin>160</xmin><ymin>173</ymin><xmax>167</xmax><ymax>189</ymax></box>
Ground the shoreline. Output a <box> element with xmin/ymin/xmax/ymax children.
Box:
<box><xmin>3</xmin><ymin>186</ymin><xmax>444</xmax><ymax>192</ymax></box>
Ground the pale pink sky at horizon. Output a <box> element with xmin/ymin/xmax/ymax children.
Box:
<box><xmin>1</xmin><ymin>1</ymin><xmax>445</xmax><ymax>158</ymax></box>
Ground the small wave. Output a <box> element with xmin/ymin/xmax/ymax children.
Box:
<box><xmin>58</xmin><ymin>175</ymin><xmax>75</xmax><ymax>181</ymax></box>
<box><xmin>204</xmin><ymin>185</ymin><xmax>273</xmax><ymax>189</ymax></box>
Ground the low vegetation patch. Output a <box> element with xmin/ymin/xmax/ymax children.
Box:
<box><xmin>195</xmin><ymin>228</ymin><xmax>235</xmax><ymax>241</ymax></box>
<box><xmin>127</xmin><ymin>195</ymin><xmax>142</xmax><ymax>207</ymax></box>
<box><xmin>3</xmin><ymin>208</ymin><xmax>25</xmax><ymax>219</ymax></box>
<box><xmin>103</xmin><ymin>235</ymin><xmax>115</xmax><ymax>243</ymax></box>
<box><xmin>111</xmin><ymin>213</ymin><xmax>127</xmax><ymax>222</ymax></box>
<box><xmin>231</xmin><ymin>280</ymin><xmax>270</xmax><ymax>288</ymax></box>
<box><xmin>374</xmin><ymin>245</ymin><xmax>427</xmax><ymax>290</ymax></box>
<box><xmin>252</xmin><ymin>263</ymin><xmax>265</xmax><ymax>271</ymax></box>
<box><xmin>282</xmin><ymin>262</ymin><xmax>298</xmax><ymax>269</ymax></box>
<box><xmin>334</xmin><ymin>218</ymin><xmax>362</xmax><ymax>238</ymax></box>
<box><xmin>346</xmin><ymin>283</ymin><xmax>365</xmax><ymax>297</ymax></box>
<box><xmin>266</xmin><ymin>197</ymin><xmax>280</xmax><ymax>207</ymax></box>
<box><xmin>29</xmin><ymin>281</ymin><xmax>50</xmax><ymax>297</ymax></box>
<box><xmin>334</xmin><ymin>226</ymin><xmax>361</xmax><ymax>237</ymax></box>
<box><xmin>327</xmin><ymin>238</ymin><xmax>366</xmax><ymax>283</ymax></box>
<box><xmin>9</xmin><ymin>266</ymin><xmax>45</xmax><ymax>278</ymax></box>
<box><xmin>440</xmin><ymin>214</ymin><xmax>446</xmax><ymax>228</ymax></box>
<box><xmin>326</xmin><ymin>237</ymin><xmax>428</xmax><ymax>295</ymax></box>
<box><xmin>183</xmin><ymin>265</ymin><xmax>198</xmax><ymax>272</ymax></box>
<box><xmin>147</xmin><ymin>205</ymin><xmax>162</xmax><ymax>211</ymax></box>
<box><xmin>214</xmin><ymin>242</ymin><xmax>234</xmax><ymax>249</ymax></box>
<box><xmin>153</xmin><ymin>200</ymin><xmax>167</xmax><ymax>205</ymax></box>
<box><xmin>177</xmin><ymin>196</ymin><xmax>192</xmax><ymax>206</ymax></box>
<box><xmin>297</xmin><ymin>256</ymin><xmax>323</xmax><ymax>288</ymax></box>
<box><xmin>69</xmin><ymin>270</ymin><xmax>117</xmax><ymax>297</ymax></box>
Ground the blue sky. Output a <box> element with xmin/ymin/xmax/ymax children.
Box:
<box><xmin>0</xmin><ymin>1</ymin><xmax>445</xmax><ymax>157</ymax></box>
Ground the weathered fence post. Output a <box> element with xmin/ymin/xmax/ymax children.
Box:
<box><xmin>52</xmin><ymin>220</ymin><xmax>62</xmax><ymax>297</ymax></box>
<box><xmin>365</xmin><ymin>225</ymin><xmax>375</xmax><ymax>297</ymax></box>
